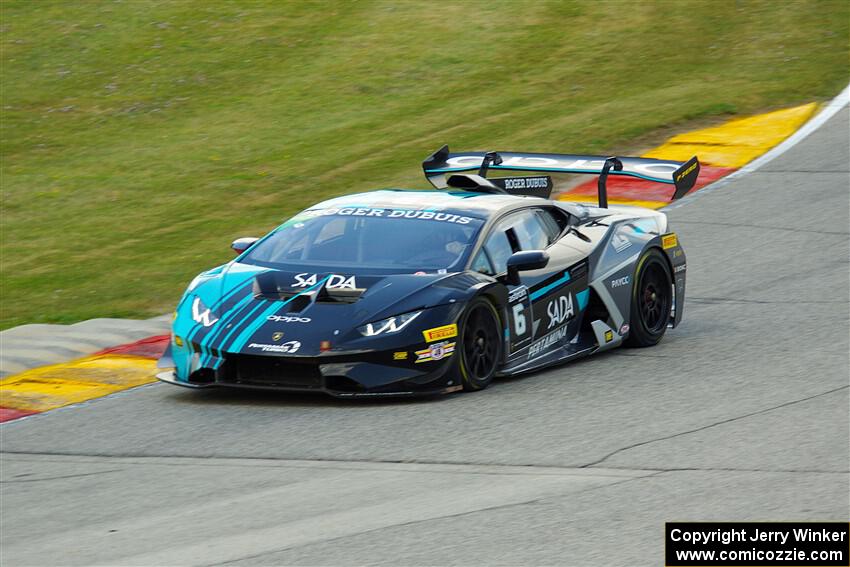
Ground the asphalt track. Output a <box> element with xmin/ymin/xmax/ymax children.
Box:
<box><xmin>1</xmin><ymin>107</ymin><xmax>848</xmax><ymax>566</ymax></box>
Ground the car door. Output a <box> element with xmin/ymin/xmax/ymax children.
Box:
<box><xmin>471</xmin><ymin>207</ymin><xmax>588</xmax><ymax>360</ymax></box>
<box><xmin>470</xmin><ymin>209</ymin><xmax>553</xmax><ymax>354</ymax></box>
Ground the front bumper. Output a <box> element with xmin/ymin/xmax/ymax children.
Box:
<box><xmin>157</xmin><ymin>350</ymin><xmax>461</xmax><ymax>398</ymax></box>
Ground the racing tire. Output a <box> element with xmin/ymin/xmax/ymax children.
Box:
<box><xmin>455</xmin><ymin>297</ymin><xmax>502</xmax><ymax>391</ymax></box>
<box><xmin>625</xmin><ymin>248</ymin><xmax>672</xmax><ymax>348</ymax></box>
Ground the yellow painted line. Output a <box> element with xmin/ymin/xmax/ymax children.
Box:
<box><xmin>0</xmin><ymin>378</ymin><xmax>123</xmax><ymax>412</ymax></box>
<box><xmin>0</xmin><ymin>355</ymin><xmax>157</xmax><ymax>412</ymax></box>
<box><xmin>644</xmin><ymin>103</ymin><xmax>818</xmax><ymax>167</ymax></box>
<box><xmin>558</xmin><ymin>195</ymin><xmax>667</xmax><ymax>209</ymax></box>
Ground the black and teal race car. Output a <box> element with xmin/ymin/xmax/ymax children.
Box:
<box><xmin>157</xmin><ymin>147</ymin><xmax>699</xmax><ymax>397</ymax></box>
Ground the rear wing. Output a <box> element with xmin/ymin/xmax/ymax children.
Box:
<box><xmin>422</xmin><ymin>145</ymin><xmax>700</xmax><ymax>206</ymax></box>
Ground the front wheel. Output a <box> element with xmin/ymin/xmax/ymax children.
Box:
<box><xmin>625</xmin><ymin>248</ymin><xmax>672</xmax><ymax>347</ymax></box>
<box><xmin>454</xmin><ymin>297</ymin><xmax>502</xmax><ymax>391</ymax></box>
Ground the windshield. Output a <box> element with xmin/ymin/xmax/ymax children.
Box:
<box><xmin>241</xmin><ymin>207</ymin><xmax>485</xmax><ymax>272</ymax></box>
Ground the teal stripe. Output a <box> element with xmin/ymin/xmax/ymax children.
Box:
<box><xmin>186</xmin><ymin>272</ymin><xmax>262</xmax><ymax>343</ymax></box>
<box><xmin>576</xmin><ymin>289</ymin><xmax>590</xmax><ymax>310</ymax></box>
<box><xmin>195</xmin><ymin>280</ymin><xmax>263</xmax><ymax>357</ymax></box>
<box><xmin>221</xmin><ymin>300</ymin><xmax>277</xmax><ymax>355</ymax></box>
<box><xmin>199</xmin><ymin>286</ymin><xmax>257</xmax><ymax>346</ymax></box>
<box><xmin>198</xmin><ymin>291</ymin><xmax>261</xmax><ymax>365</ymax></box>
<box><xmin>530</xmin><ymin>272</ymin><xmax>571</xmax><ymax>301</ymax></box>
<box><xmin>206</xmin><ymin>299</ymin><xmax>270</xmax><ymax>364</ymax></box>
<box><xmin>190</xmin><ymin>287</ymin><xmax>250</xmax><ymax>347</ymax></box>
<box><xmin>210</xmin><ymin>271</ymin><xmax>264</xmax><ymax>312</ymax></box>
<box><xmin>225</xmin><ymin>275</ymin><xmax>331</xmax><ymax>354</ymax></box>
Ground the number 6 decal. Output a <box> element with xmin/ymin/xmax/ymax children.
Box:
<box><xmin>512</xmin><ymin>303</ymin><xmax>526</xmax><ymax>335</ymax></box>
<box><xmin>507</xmin><ymin>285</ymin><xmax>532</xmax><ymax>353</ymax></box>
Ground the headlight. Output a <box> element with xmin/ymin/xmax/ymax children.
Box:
<box><xmin>358</xmin><ymin>311</ymin><xmax>422</xmax><ymax>337</ymax></box>
<box><xmin>191</xmin><ymin>296</ymin><xmax>219</xmax><ymax>327</ymax></box>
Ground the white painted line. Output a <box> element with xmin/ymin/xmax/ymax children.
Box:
<box><xmin>665</xmin><ymin>81</ymin><xmax>850</xmax><ymax>210</ymax></box>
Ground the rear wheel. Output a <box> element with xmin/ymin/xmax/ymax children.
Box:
<box><xmin>625</xmin><ymin>248</ymin><xmax>672</xmax><ymax>347</ymax></box>
<box><xmin>455</xmin><ymin>297</ymin><xmax>502</xmax><ymax>391</ymax></box>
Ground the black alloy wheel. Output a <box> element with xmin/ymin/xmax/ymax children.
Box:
<box><xmin>625</xmin><ymin>248</ymin><xmax>673</xmax><ymax>347</ymax></box>
<box><xmin>457</xmin><ymin>297</ymin><xmax>502</xmax><ymax>391</ymax></box>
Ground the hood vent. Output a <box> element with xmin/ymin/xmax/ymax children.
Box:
<box><xmin>252</xmin><ymin>276</ymin><xmax>298</xmax><ymax>301</ymax></box>
<box><xmin>252</xmin><ymin>272</ymin><xmax>366</xmax><ymax>310</ymax></box>
<box><xmin>316</xmin><ymin>286</ymin><xmax>364</xmax><ymax>304</ymax></box>
<box><xmin>284</xmin><ymin>293</ymin><xmax>313</xmax><ymax>313</ymax></box>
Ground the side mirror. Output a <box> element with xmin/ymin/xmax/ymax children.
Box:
<box><xmin>231</xmin><ymin>237</ymin><xmax>259</xmax><ymax>254</ymax></box>
<box><xmin>505</xmin><ymin>250</ymin><xmax>549</xmax><ymax>286</ymax></box>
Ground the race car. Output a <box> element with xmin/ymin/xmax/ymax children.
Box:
<box><xmin>157</xmin><ymin>146</ymin><xmax>699</xmax><ymax>397</ymax></box>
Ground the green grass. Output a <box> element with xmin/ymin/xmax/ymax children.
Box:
<box><xmin>1</xmin><ymin>0</ymin><xmax>848</xmax><ymax>329</ymax></box>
